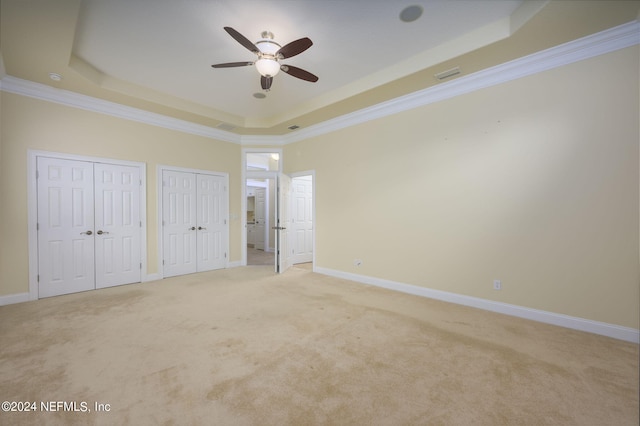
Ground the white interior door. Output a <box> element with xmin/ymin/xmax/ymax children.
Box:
<box><xmin>162</xmin><ymin>170</ymin><xmax>197</xmax><ymax>277</ymax></box>
<box><xmin>162</xmin><ymin>169</ymin><xmax>228</xmax><ymax>277</ymax></box>
<box><xmin>37</xmin><ymin>157</ymin><xmax>142</xmax><ymax>297</ymax></box>
<box><xmin>37</xmin><ymin>157</ymin><xmax>95</xmax><ymax>297</ymax></box>
<box><xmin>254</xmin><ymin>187</ymin><xmax>266</xmax><ymax>250</ymax></box>
<box><xmin>291</xmin><ymin>176</ymin><xmax>313</xmax><ymax>264</ymax></box>
<box><xmin>94</xmin><ymin>163</ymin><xmax>141</xmax><ymax>289</ymax></box>
<box><xmin>276</xmin><ymin>173</ymin><xmax>293</xmax><ymax>273</ymax></box>
<box><xmin>196</xmin><ymin>174</ymin><xmax>227</xmax><ymax>272</ymax></box>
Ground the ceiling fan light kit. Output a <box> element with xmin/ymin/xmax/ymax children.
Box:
<box><xmin>212</xmin><ymin>27</ymin><xmax>318</xmax><ymax>92</ymax></box>
<box><xmin>255</xmin><ymin>31</ymin><xmax>281</xmax><ymax>77</ymax></box>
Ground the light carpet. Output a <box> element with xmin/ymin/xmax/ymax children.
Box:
<box><xmin>0</xmin><ymin>266</ymin><xmax>638</xmax><ymax>425</ymax></box>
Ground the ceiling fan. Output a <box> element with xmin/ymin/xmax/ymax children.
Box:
<box><xmin>212</xmin><ymin>27</ymin><xmax>318</xmax><ymax>91</ymax></box>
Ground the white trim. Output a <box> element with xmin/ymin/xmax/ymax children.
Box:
<box><xmin>241</xmin><ymin>148</ymin><xmax>283</xmax><ymax>266</ymax></box>
<box><xmin>315</xmin><ymin>267</ymin><xmax>640</xmax><ymax>343</ymax></box>
<box><xmin>0</xmin><ymin>76</ymin><xmax>242</xmax><ymax>145</ymax></box>
<box><xmin>0</xmin><ymin>293</ymin><xmax>30</xmax><ymax>306</ymax></box>
<box><xmin>241</xmin><ymin>135</ymin><xmax>284</xmax><ymax>146</ymax></box>
<box><xmin>156</xmin><ymin>165</ymin><xmax>230</xmax><ymax>279</ymax></box>
<box><xmin>281</xmin><ymin>20</ymin><xmax>640</xmax><ymax>145</ymax></box>
<box><xmin>1</xmin><ymin>21</ymin><xmax>637</xmax><ymax>147</ymax></box>
<box><xmin>27</xmin><ymin>150</ymin><xmax>148</xmax><ymax>300</ymax></box>
<box><xmin>142</xmin><ymin>273</ymin><xmax>161</xmax><ymax>283</ymax></box>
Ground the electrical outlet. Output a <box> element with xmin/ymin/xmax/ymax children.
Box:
<box><xmin>493</xmin><ymin>279</ymin><xmax>502</xmax><ymax>290</ymax></box>
<box><xmin>354</xmin><ymin>259</ymin><xmax>363</xmax><ymax>267</ymax></box>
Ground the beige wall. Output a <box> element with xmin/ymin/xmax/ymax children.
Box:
<box><xmin>285</xmin><ymin>46</ymin><xmax>639</xmax><ymax>329</ymax></box>
<box><xmin>1</xmin><ymin>45</ymin><xmax>638</xmax><ymax>330</ymax></box>
<box><xmin>0</xmin><ymin>93</ymin><xmax>242</xmax><ymax>296</ymax></box>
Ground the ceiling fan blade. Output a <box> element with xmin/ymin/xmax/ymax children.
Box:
<box><xmin>276</xmin><ymin>37</ymin><xmax>313</xmax><ymax>59</ymax></box>
<box><xmin>261</xmin><ymin>76</ymin><xmax>273</xmax><ymax>91</ymax></box>
<box><xmin>281</xmin><ymin>65</ymin><xmax>319</xmax><ymax>82</ymax></box>
<box><xmin>211</xmin><ymin>61</ymin><xmax>254</xmax><ymax>68</ymax></box>
<box><xmin>224</xmin><ymin>27</ymin><xmax>259</xmax><ymax>54</ymax></box>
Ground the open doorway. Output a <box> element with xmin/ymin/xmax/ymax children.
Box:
<box><xmin>246</xmin><ymin>177</ymin><xmax>275</xmax><ymax>266</ymax></box>
<box><xmin>242</xmin><ymin>149</ymin><xmax>315</xmax><ymax>272</ymax></box>
<box><xmin>244</xmin><ymin>173</ymin><xmax>315</xmax><ymax>270</ymax></box>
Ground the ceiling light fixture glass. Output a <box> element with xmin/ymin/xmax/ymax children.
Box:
<box><xmin>255</xmin><ymin>58</ymin><xmax>280</xmax><ymax>77</ymax></box>
<box><xmin>255</xmin><ymin>31</ymin><xmax>282</xmax><ymax>77</ymax></box>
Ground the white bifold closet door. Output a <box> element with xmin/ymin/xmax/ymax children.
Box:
<box><xmin>162</xmin><ymin>170</ymin><xmax>227</xmax><ymax>278</ymax></box>
<box><xmin>37</xmin><ymin>157</ymin><xmax>141</xmax><ymax>298</ymax></box>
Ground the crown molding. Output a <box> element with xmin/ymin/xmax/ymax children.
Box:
<box><xmin>281</xmin><ymin>20</ymin><xmax>640</xmax><ymax>145</ymax></box>
<box><xmin>0</xmin><ymin>76</ymin><xmax>242</xmax><ymax>144</ymax></box>
<box><xmin>2</xmin><ymin>21</ymin><xmax>638</xmax><ymax>146</ymax></box>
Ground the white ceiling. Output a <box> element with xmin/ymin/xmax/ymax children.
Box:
<box><xmin>72</xmin><ymin>0</ymin><xmax>523</xmax><ymax>125</ymax></box>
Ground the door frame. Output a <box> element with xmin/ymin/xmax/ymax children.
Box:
<box><xmin>157</xmin><ymin>165</ymin><xmax>230</xmax><ymax>279</ymax></box>
<box><xmin>241</xmin><ymin>148</ymin><xmax>282</xmax><ymax>266</ymax></box>
<box><xmin>27</xmin><ymin>150</ymin><xmax>148</xmax><ymax>301</ymax></box>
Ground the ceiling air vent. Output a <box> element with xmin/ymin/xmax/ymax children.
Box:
<box><xmin>216</xmin><ymin>122</ymin><xmax>236</xmax><ymax>131</ymax></box>
<box><xmin>435</xmin><ymin>67</ymin><xmax>461</xmax><ymax>81</ymax></box>
<box><xmin>288</xmin><ymin>125</ymin><xmax>300</xmax><ymax>131</ymax></box>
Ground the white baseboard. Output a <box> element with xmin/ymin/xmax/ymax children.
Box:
<box><xmin>142</xmin><ymin>273</ymin><xmax>161</xmax><ymax>283</ymax></box>
<box><xmin>228</xmin><ymin>260</ymin><xmax>243</xmax><ymax>268</ymax></box>
<box><xmin>315</xmin><ymin>267</ymin><xmax>640</xmax><ymax>344</ymax></box>
<box><xmin>0</xmin><ymin>292</ymin><xmax>30</xmax><ymax>306</ymax></box>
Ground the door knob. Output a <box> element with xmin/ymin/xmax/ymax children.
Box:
<box><xmin>97</xmin><ymin>230</ymin><xmax>109</xmax><ymax>235</ymax></box>
<box><xmin>189</xmin><ymin>226</ymin><xmax>196</xmax><ymax>231</ymax></box>
<box><xmin>198</xmin><ymin>226</ymin><xmax>207</xmax><ymax>230</ymax></box>
<box><xmin>81</xmin><ymin>230</ymin><xmax>93</xmax><ymax>235</ymax></box>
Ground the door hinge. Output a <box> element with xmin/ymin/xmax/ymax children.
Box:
<box><xmin>37</xmin><ymin>274</ymin><xmax>39</xmax><ymax>282</ymax></box>
<box><xmin>36</xmin><ymin>223</ymin><xmax>39</xmax><ymax>231</ymax></box>
<box><xmin>163</xmin><ymin>259</ymin><xmax>165</xmax><ymax>265</ymax></box>
<box><xmin>224</xmin><ymin>252</ymin><xmax>227</xmax><ymax>258</ymax></box>
<box><xmin>36</xmin><ymin>170</ymin><xmax>39</xmax><ymax>179</ymax></box>
<box><xmin>224</xmin><ymin>219</ymin><xmax>227</xmax><ymax>225</ymax></box>
<box><xmin>140</xmin><ymin>221</ymin><xmax>142</xmax><ymax>227</ymax></box>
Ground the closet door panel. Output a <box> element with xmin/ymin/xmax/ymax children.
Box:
<box><xmin>196</xmin><ymin>174</ymin><xmax>226</xmax><ymax>271</ymax></box>
<box><xmin>162</xmin><ymin>170</ymin><xmax>197</xmax><ymax>277</ymax></box>
<box><xmin>95</xmin><ymin>163</ymin><xmax>142</xmax><ymax>288</ymax></box>
<box><xmin>37</xmin><ymin>157</ymin><xmax>95</xmax><ymax>297</ymax></box>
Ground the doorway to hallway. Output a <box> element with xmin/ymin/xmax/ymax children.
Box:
<box><xmin>242</xmin><ymin>149</ymin><xmax>315</xmax><ymax>272</ymax></box>
<box><xmin>246</xmin><ymin>177</ymin><xmax>274</xmax><ymax>266</ymax></box>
